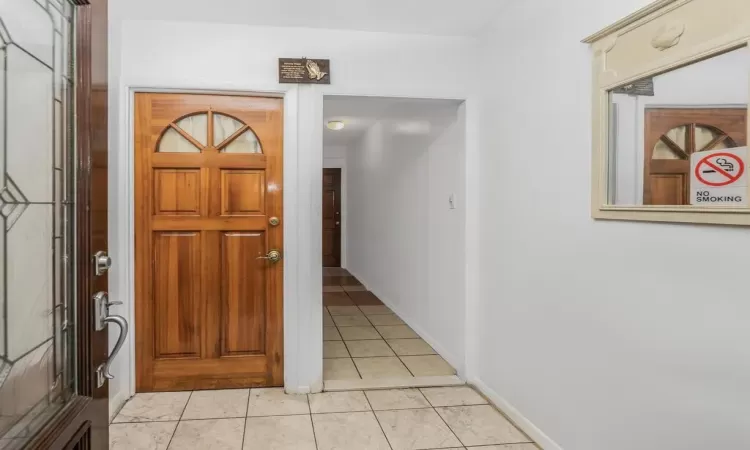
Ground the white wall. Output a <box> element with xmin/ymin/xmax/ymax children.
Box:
<box><xmin>612</xmin><ymin>48</ymin><xmax>750</xmax><ymax>204</ymax></box>
<box><xmin>474</xmin><ymin>2</ymin><xmax>750</xmax><ymax>450</ymax></box>
<box><xmin>108</xmin><ymin>14</ymin><xmax>476</xmax><ymax>415</ymax></box>
<box><xmin>346</xmin><ymin>109</ymin><xmax>466</xmax><ymax>371</ymax></box>
<box><xmin>324</xmin><ymin>145</ymin><xmax>347</xmax><ymax>160</ymax></box>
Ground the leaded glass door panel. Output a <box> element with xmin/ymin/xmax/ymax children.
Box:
<box><xmin>0</xmin><ymin>0</ymin><xmax>110</xmax><ymax>448</ymax></box>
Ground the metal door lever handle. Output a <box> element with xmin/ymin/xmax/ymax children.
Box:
<box><xmin>96</xmin><ymin>314</ymin><xmax>129</xmax><ymax>387</ymax></box>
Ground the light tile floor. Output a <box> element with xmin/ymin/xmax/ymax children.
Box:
<box><xmin>110</xmin><ymin>386</ymin><xmax>540</xmax><ymax>450</ymax></box>
<box><xmin>323</xmin><ymin>268</ymin><xmax>457</xmax><ymax>382</ymax></box>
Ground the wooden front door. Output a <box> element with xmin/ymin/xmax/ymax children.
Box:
<box><xmin>322</xmin><ymin>168</ymin><xmax>342</xmax><ymax>267</ymax></box>
<box><xmin>135</xmin><ymin>93</ymin><xmax>284</xmax><ymax>392</ymax></box>
<box><xmin>644</xmin><ymin>108</ymin><xmax>747</xmax><ymax>205</ymax></box>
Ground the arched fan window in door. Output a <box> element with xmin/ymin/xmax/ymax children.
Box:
<box><xmin>156</xmin><ymin>112</ymin><xmax>263</xmax><ymax>154</ymax></box>
<box><xmin>652</xmin><ymin>124</ymin><xmax>738</xmax><ymax>160</ymax></box>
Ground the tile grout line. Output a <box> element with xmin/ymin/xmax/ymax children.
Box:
<box><xmin>366</xmin><ymin>312</ymin><xmax>417</xmax><ymax>378</ymax></box>
<box><xmin>309</xmin><ymin>405</ymin><xmax>466</xmax><ymax>416</ymax></box>
<box><xmin>239</xmin><ymin>389</ymin><xmax>250</xmax><ymax>450</ymax></box>
<box><xmin>376</xmin><ymin>320</ymin><xmax>419</xmax><ymax>377</ymax></box>
<box><xmin>330</xmin><ymin>288</ymin><xmax>363</xmax><ymax>381</ymax></box>
<box><xmin>246</xmin><ymin>412</ymin><xmax>318</xmax><ymax>419</ymax></box>
<box><xmin>307</xmin><ymin>393</ymin><xmax>321</xmax><ymax>450</ymax></box>
<box><xmin>164</xmin><ymin>390</ymin><xmax>193</xmax><ymax>449</ymax></box>
<box><xmin>431</xmin><ymin>402</ymin><xmax>466</xmax><ymax>448</ymax></box>
<box><xmin>117</xmin><ymin>415</ymin><xmax>248</xmax><ymax>425</ymax></box>
<box><xmin>363</xmin><ymin>390</ymin><xmax>395</xmax><ymax>450</ymax></box>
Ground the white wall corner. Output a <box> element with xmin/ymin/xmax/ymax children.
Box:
<box><xmin>462</xmin><ymin>98</ymin><xmax>481</xmax><ymax>382</ymax></box>
<box><xmin>109</xmin><ymin>390</ymin><xmax>130</xmax><ymax>422</ymax></box>
<box><xmin>470</xmin><ymin>377</ymin><xmax>564</xmax><ymax>450</ymax></box>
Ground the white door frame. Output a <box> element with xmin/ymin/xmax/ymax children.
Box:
<box><xmin>110</xmin><ymin>81</ymin><xmax>478</xmax><ymax>414</ymax></box>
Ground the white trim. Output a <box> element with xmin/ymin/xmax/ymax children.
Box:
<box><xmin>108</xmin><ymin>389</ymin><xmax>130</xmax><ymax>422</ymax></box>
<box><xmin>470</xmin><ymin>378</ymin><xmax>564</xmax><ymax>450</ymax></box>
<box><xmin>290</xmin><ymin>86</ymin><xmax>325</xmax><ymax>394</ymax></box>
<box><xmin>460</xmin><ymin>99</ymin><xmax>479</xmax><ymax>382</ymax></box>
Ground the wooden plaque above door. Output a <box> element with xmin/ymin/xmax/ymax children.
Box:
<box><xmin>134</xmin><ymin>93</ymin><xmax>284</xmax><ymax>392</ymax></box>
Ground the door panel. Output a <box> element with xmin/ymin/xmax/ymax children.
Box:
<box><xmin>221</xmin><ymin>170</ymin><xmax>265</xmax><ymax>215</ymax></box>
<box><xmin>322</xmin><ymin>168</ymin><xmax>341</xmax><ymax>267</ymax></box>
<box><xmin>649</xmin><ymin>175</ymin><xmax>686</xmax><ymax>205</ymax></box>
<box><xmin>221</xmin><ymin>232</ymin><xmax>266</xmax><ymax>356</ymax></box>
<box><xmin>644</xmin><ymin>108</ymin><xmax>747</xmax><ymax>205</ymax></box>
<box><xmin>153</xmin><ymin>232</ymin><xmax>202</xmax><ymax>359</ymax></box>
<box><xmin>154</xmin><ymin>169</ymin><xmax>202</xmax><ymax>215</ymax></box>
<box><xmin>135</xmin><ymin>93</ymin><xmax>283</xmax><ymax>392</ymax></box>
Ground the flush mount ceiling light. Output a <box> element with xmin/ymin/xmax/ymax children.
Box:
<box><xmin>326</xmin><ymin>120</ymin><xmax>345</xmax><ymax>131</ymax></box>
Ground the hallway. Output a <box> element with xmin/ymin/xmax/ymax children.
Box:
<box><xmin>323</xmin><ymin>269</ymin><xmax>458</xmax><ymax>383</ymax></box>
<box><xmin>110</xmin><ymin>386</ymin><xmax>539</xmax><ymax>449</ymax></box>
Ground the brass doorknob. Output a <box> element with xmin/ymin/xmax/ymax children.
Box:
<box><xmin>257</xmin><ymin>250</ymin><xmax>282</xmax><ymax>263</ymax></box>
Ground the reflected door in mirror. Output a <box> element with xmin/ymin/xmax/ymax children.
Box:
<box><xmin>644</xmin><ymin>109</ymin><xmax>747</xmax><ymax>205</ymax></box>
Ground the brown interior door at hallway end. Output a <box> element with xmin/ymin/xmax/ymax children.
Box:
<box><xmin>322</xmin><ymin>168</ymin><xmax>342</xmax><ymax>267</ymax></box>
<box><xmin>644</xmin><ymin>108</ymin><xmax>747</xmax><ymax>205</ymax></box>
<box><xmin>135</xmin><ymin>93</ymin><xmax>284</xmax><ymax>391</ymax></box>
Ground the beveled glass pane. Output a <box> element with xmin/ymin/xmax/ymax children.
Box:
<box><xmin>54</xmin><ymin>101</ymin><xmax>62</xmax><ymax>168</ymax></box>
<box><xmin>222</xmin><ymin>130</ymin><xmax>262</xmax><ymax>154</ymax></box>
<box><xmin>653</xmin><ymin>126</ymin><xmax>686</xmax><ymax>160</ymax></box>
<box><xmin>0</xmin><ymin>0</ymin><xmax>54</xmax><ymax>66</ymax></box>
<box><xmin>695</xmin><ymin>125</ymin><xmax>729</xmax><ymax>151</ymax></box>
<box><xmin>7</xmin><ymin>205</ymin><xmax>53</xmax><ymax>361</ymax></box>
<box><xmin>0</xmin><ymin>342</ymin><xmax>57</xmax><ymax>438</ymax></box>
<box><xmin>158</xmin><ymin>128</ymin><xmax>201</xmax><ymax>153</ymax></box>
<box><xmin>175</xmin><ymin>114</ymin><xmax>207</xmax><ymax>146</ymax></box>
<box><xmin>213</xmin><ymin>113</ymin><xmax>243</xmax><ymax>146</ymax></box>
<box><xmin>6</xmin><ymin>45</ymin><xmax>54</xmax><ymax>202</ymax></box>
<box><xmin>53</xmin><ymin>32</ymin><xmax>63</xmax><ymax>101</ymax></box>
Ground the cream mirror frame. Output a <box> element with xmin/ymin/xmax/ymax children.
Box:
<box><xmin>584</xmin><ymin>0</ymin><xmax>750</xmax><ymax>225</ymax></box>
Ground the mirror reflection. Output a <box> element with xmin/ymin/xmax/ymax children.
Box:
<box><xmin>608</xmin><ymin>46</ymin><xmax>749</xmax><ymax>206</ymax></box>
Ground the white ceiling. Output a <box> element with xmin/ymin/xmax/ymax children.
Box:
<box><xmin>117</xmin><ymin>0</ymin><xmax>504</xmax><ymax>36</ymax></box>
<box><xmin>323</xmin><ymin>96</ymin><xmax>462</xmax><ymax>146</ymax></box>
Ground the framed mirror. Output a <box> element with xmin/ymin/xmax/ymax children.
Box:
<box><xmin>585</xmin><ymin>0</ymin><xmax>750</xmax><ymax>225</ymax></box>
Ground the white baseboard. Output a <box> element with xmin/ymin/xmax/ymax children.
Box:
<box><xmin>109</xmin><ymin>390</ymin><xmax>131</xmax><ymax>422</ymax></box>
<box><xmin>470</xmin><ymin>378</ymin><xmax>563</xmax><ymax>450</ymax></box>
<box><xmin>345</xmin><ymin>269</ymin><xmax>465</xmax><ymax>378</ymax></box>
<box><xmin>285</xmin><ymin>385</ymin><xmax>313</xmax><ymax>394</ymax></box>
